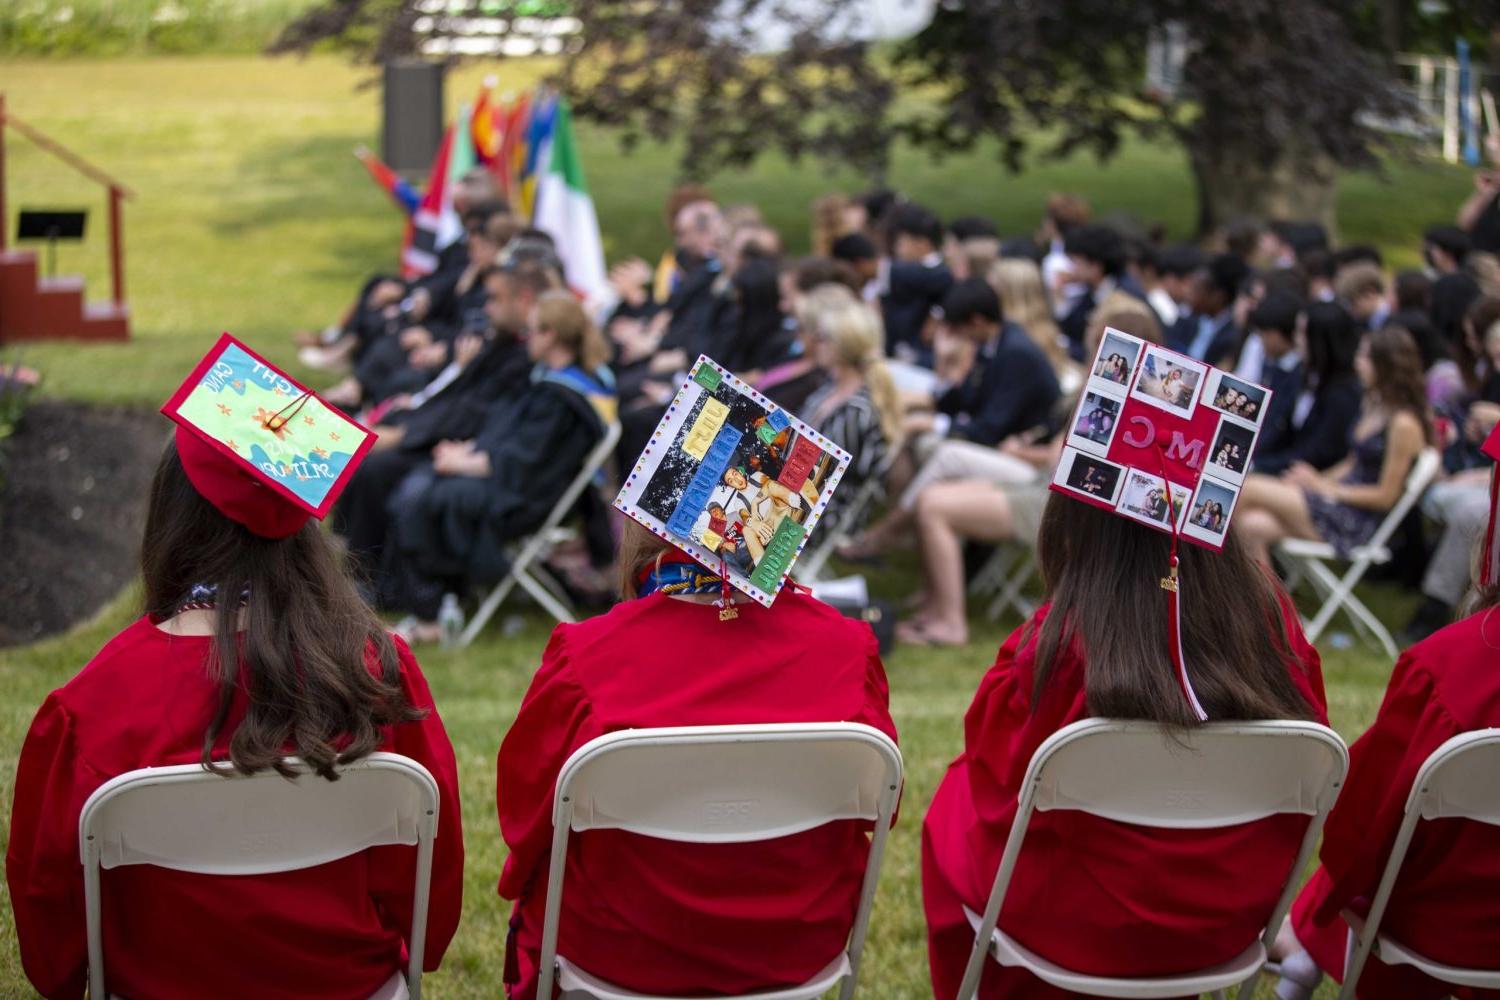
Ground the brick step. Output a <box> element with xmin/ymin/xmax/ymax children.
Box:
<box><xmin>0</xmin><ymin>249</ymin><xmax>130</xmax><ymax>342</ymax></box>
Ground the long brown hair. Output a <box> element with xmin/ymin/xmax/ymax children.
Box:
<box><xmin>1030</xmin><ymin>494</ymin><xmax>1315</xmax><ymax>725</ymax></box>
<box><xmin>1366</xmin><ymin>325</ymin><xmax>1435</xmax><ymax>445</ymax></box>
<box><xmin>615</xmin><ymin>518</ymin><xmax>674</xmax><ymax>602</ymax></box>
<box><xmin>142</xmin><ymin>441</ymin><xmax>423</xmax><ymax>780</ymax></box>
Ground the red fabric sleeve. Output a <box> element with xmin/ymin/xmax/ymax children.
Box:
<box><xmin>1299</xmin><ymin>652</ymin><xmax>1457</xmax><ymax>930</ymax></box>
<box><xmin>6</xmin><ymin>694</ymin><xmax>110</xmax><ymax>1000</ymax></box>
<box><xmin>367</xmin><ymin>637</ymin><xmax>466</xmax><ymax>971</ymax></box>
<box><xmin>495</xmin><ymin>626</ymin><xmax>605</xmax><ymax>902</ymax></box>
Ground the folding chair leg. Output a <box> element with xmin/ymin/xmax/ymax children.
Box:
<box><xmin>515</xmin><ymin>565</ymin><xmax>578</xmax><ymax>624</ymax></box>
<box><xmin>458</xmin><ymin>573</ymin><xmax>519</xmax><ymax>647</ymax></box>
<box><xmin>985</xmin><ymin>555</ymin><xmax>1036</xmax><ymax>623</ymax></box>
<box><xmin>969</xmin><ymin>546</ymin><xmax>1018</xmax><ymax>597</ymax></box>
<box><xmin>1340</xmin><ymin>591</ymin><xmax>1399</xmax><ymax>660</ymax></box>
<box><xmin>1301</xmin><ymin>559</ymin><xmax>1357</xmax><ymax>644</ymax></box>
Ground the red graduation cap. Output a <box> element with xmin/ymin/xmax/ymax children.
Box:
<box><xmin>161</xmin><ymin>333</ymin><xmax>375</xmax><ymax>539</ymax></box>
<box><xmin>1050</xmin><ymin>330</ymin><xmax>1276</xmax><ymax>721</ymax></box>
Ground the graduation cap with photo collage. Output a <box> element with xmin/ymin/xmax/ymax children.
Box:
<box><xmin>1050</xmin><ymin>329</ymin><xmax>1274</xmax><ymax>719</ymax></box>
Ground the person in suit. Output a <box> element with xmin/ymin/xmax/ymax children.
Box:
<box><xmin>1059</xmin><ymin>223</ymin><xmax>1156</xmax><ymax>359</ymax></box>
<box><xmin>1253</xmin><ymin>301</ymin><xmax>1363</xmax><ymax>475</ymax></box>
<box><xmin>880</xmin><ymin>202</ymin><xmax>954</xmax><ymax>364</ymax></box>
<box><xmin>1167</xmin><ymin>253</ymin><xmax>1249</xmax><ymax>367</ymax></box>
<box><xmin>1244</xmin><ymin>290</ymin><xmax>1306</xmax><ymax>461</ymax></box>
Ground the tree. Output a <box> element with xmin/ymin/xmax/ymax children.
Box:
<box><xmin>273</xmin><ymin>1</ymin><xmax>1487</xmax><ymax>235</ymax></box>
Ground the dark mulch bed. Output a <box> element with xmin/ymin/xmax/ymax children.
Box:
<box><xmin>0</xmin><ymin>401</ymin><xmax>166</xmax><ymax>647</ymax></box>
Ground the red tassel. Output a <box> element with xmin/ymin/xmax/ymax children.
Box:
<box><xmin>1483</xmin><ymin>465</ymin><xmax>1500</xmax><ymax>589</ymax></box>
<box><xmin>1152</xmin><ymin>446</ymin><xmax>1208</xmax><ymax>721</ymax></box>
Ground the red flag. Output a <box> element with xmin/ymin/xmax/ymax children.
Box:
<box><xmin>401</xmin><ymin>122</ymin><xmax>459</xmax><ymax>279</ymax></box>
<box><xmin>496</xmin><ymin>91</ymin><xmax>532</xmax><ymax>202</ymax></box>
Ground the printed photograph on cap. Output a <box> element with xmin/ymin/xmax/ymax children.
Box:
<box><xmin>1066</xmin><ymin>389</ymin><xmax>1124</xmax><ymax>455</ymax></box>
<box><xmin>614</xmin><ymin>355</ymin><xmax>851</xmax><ymax>607</ymax></box>
<box><xmin>1052</xmin><ymin>447</ymin><xmax>1125</xmax><ymax>506</ymax></box>
<box><xmin>1115</xmin><ymin>468</ymin><xmax>1190</xmax><ymax>532</ymax></box>
<box><xmin>1089</xmin><ymin>328</ymin><xmax>1145</xmax><ymax>392</ymax></box>
<box><xmin>1206</xmin><ymin>417</ymin><xmax>1257</xmax><ymax>485</ymax></box>
<box><xmin>1129</xmin><ymin>345</ymin><xmax>1207</xmax><ymax>417</ymax></box>
<box><xmin>1183</xmin><ymin>476</ymin><xmax>1242</xmax><ymax>547</ymax></box>
<box><xmin>1203</xmin><ymin>368</ymin><xmax>1270</xmax><ymax>427</ymax></box>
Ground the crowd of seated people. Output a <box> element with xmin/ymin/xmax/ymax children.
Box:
<box><xmin>282</xmin><ymin>140</ymin><xmax>1500</xmax><ymax>656</ymax></box>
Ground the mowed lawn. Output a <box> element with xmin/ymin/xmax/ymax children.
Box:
<box><xmin>0</xmin><ymin>55</ymin><xmax>1465</xmax><ymax>997</ymax></box>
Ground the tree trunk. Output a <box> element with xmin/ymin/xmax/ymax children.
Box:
<box><xmin>1188</xmin><ymin>142</ymin><xmax>1339</xmax><ymax>242</ymax></box>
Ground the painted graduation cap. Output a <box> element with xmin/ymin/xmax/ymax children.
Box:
<box><xmin>1049</xmin><ymin>329</ymin><xmax>1276</xmax><ymax>720</ymax></box>
<box><xmin>612</xmin><ymin>355</ymin><xmax>852</xmax><ymax>614</ymax></box>
<box><xmin>161</xmin><ymin>333</ymin><xmax>375</xmax><ymax>538</ymax></box>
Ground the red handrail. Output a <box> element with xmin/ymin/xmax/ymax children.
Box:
<box><xmin>0</xmin><ymin>93</ymin><xmax>135</xmax><ymax>306</ymax></box>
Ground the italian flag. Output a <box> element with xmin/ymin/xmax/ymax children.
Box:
<box><xmin>531</xmin><ymin>99</ymin><xmax>609</xmax><ymax>309</ymax></box>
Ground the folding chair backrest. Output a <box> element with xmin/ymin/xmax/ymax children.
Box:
<box><xmin>533</xmin><ymin>420</ymin><xmax>622</xmax><ymax>541</ymax></box>
<box><xmin>956</xmin><ymin>718</ymin><xmax>1348</xmax><ymax>1000</ymax></box>
<box><xmin>538</xmin><ymin>723</ymin><xmax>903</xmax><ymax>999</ymax></box>
<box><xmin>1340</xmin><ymin>729</ymin><xmax>1500</xmax><ymax>997</ymax></box>
<box><xmin>79</xmin><ymin>752</ymin><xmax>439</xmax><ymax>999</ymax></box>
<box><xmin>1022</xmin><ymin>719</ymin><xmax>1348</xmax><ymax>828</ymax></box>
<box><xmin>554</xmin><ymin>722</ymin><xmax>901</xmax><ymax>841</ymax></box>
<box><xmin>1410</xmin><ymin>728</ymin><xmax>1500</xmax><ymax>824</ymax></box>
<box><xmin>1366</xmin><ymin>447</ymin><xmax>1441</xmax><ymax>552</ymax></box>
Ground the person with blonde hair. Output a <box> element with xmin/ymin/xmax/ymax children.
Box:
<box><xmin>391</xmin><ymin>291</ymin><xmax>617</xmax><ymax>640</ymax></box>
<box><xmin>803</xmin><ymin>297</ymin><xmax>903</xmax><ymax>536</ymax></box>
<box><xmin>988</xmin><ymin>257</ymin><xmax>1080</xmax><ymax>391</ymax></box>
<box><xmin>810</xmin><ymin>192</ymin><xmax>854</xmax><ymax>257</ymax></box>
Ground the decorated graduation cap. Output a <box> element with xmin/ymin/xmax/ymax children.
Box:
<box><xmin>1050</xmin><ymin>329</ymin><xmax>1275</xmax><ymax>720</ymax></box>
<box><xmin>613</xmin><ymin>355</ymin><xmax>851</xmax><ymax>619</ymax></box>
<box><xmin>162</xmin><ymin>333</ymin><xmax>376</xmax><ymax>539</ymax></box>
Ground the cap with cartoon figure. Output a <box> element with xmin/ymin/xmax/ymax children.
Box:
<box><xmin>161</xmin><ymin>333</ymin><xmax>375</xmax><ymax>539</ymax></box>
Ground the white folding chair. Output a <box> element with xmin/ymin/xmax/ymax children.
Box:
<box><xmin>1338</xmin><ymin>728</ymin><xmax>1500</xmax><ymax>999</ymax></box>
<box><xmin>967</xmin><ymin>542</ymin><xmax>1039</xmax><ymax>623</ymax></box>
<box><xmin>1275</xmin><ymin>447</ymin><xmax>1441</xmax><ymax>658</ymax></box>
<box><xmin>537</xmin><ymin>723</ymin><xmax>904</xmax><ymax>1000</ymax></box>
<box><xmin>798</xmin><ymin>476</ymin><xmax>884</xmax><ymax>584</ymax></box>
<box><xmin>955</xmin><ymin>718</ymin><xmax>1349</xmax><ymax>1000</ymax></box>
<box><xmin>458</xmin><ymin>420</ymin><xmax>621</xmax><ymax>644</ymax></box>
<box><xmin>79</xmin><ymin>752</ymin><xmax>440</xmax><ymax>1000</ymax></box>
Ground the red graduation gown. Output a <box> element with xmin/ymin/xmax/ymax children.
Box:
<box><xmin>496</xmin><ymin>590</ymin><xmax>898</xmax><ymax>999</ymax></box>
<box><xmin>1291</xmin><ymin>611</ymin><xmax>1500</xmax><ymax>999</ymax></box>
<box><xmin>922</xmin><ymin>601</ymin><xmax>1328</xmax><ymax>1000</ymax></box>
<box><xmin>6</xmin><ymin>617</ymin><xmax>465</xmax><ymax>1000</ymax></box>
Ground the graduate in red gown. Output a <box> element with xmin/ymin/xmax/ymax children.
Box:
<box><xmin>922</xmin><ymin>491</ymin><xmax>1327</xmax><ymax>999</ymax></box>
<box><xmin>1274</xmin><ymin>425</ymin><xmax>1500</xmax><ymax>1000</ymax></box>
<box><xmin>7</xmin><ymin>338</ymin><xmax>464</xmax><ymax>1000</ymax></box>
<box><xmin>497</xmin><ymin>521</ymin><xmax>898</xmax><ymax>998</ymax></box>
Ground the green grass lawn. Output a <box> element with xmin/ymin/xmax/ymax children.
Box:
<box><xmin>0</xmin><ymin>54</ymin><xmax>1453</xmax><ymax>997</ymax></box>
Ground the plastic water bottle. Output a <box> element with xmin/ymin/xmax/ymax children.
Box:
<box><xmin>438</xmin><ymin>593</ymin><xmax>464</xmax><ymax>650</ymax></box>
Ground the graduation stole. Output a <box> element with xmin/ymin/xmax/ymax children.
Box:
<box><xmin>533</xmin><ymin>363</ymin><xmax>618</xmax><ymax>427</ymax></box>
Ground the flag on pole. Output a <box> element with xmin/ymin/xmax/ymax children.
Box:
<box><xmin>354</xmin><ymin>146</ymin><xmax>420</xmax><ymax>215</ymax></box>
<box><xmin>403</xmin><ymin>122</ymin><xmax>458</xmax><ymax>278</ymax></box>
<box><xmin>532</xmin><ymin>98</ymin><xmax>609</xmax><ymax>307</ymax></box>
<box><xmin>497</xmin><ymin>91</ymin><xmax>532</xmax><ymax>203</ymax></box>
<box><xmin>472</xmin><ymin>82</ymin><xmax>502</xmax><ymax>169</ymax></box>
<box><xmin>517</xmin><ymin>91</ymin><xmax>558</xmax><ymax>220</ymax></box>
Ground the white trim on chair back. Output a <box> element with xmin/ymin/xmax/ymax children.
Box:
<box><xmin>79</xmin><ymin>752</ymin><xmax>440</xmax><ymax>1000</ymax></box>
<box><xmin>955</xmin><ymin>719</ymin><xmax>1349</xmax><ymax>1000</ymax></box>
<box><xmin>537</xmin><ymin>723</ymin><xmax>904</xmax><ymax>1000</ymax></box>
<box><xmin>1339</xmin><ymin>728</ymin><xmax>1500</xmax><ymax>998</ymax></box>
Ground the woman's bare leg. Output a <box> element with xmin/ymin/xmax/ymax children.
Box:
<box><xmin>1235</xmin><ymin>474</ymin><xmax>1320</xmax><ymax>566</ymax></box>
<box><xmin>903</xmin><ymin>481</ymin><xmax>1018</xmax><ymax>645</ymax></box>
